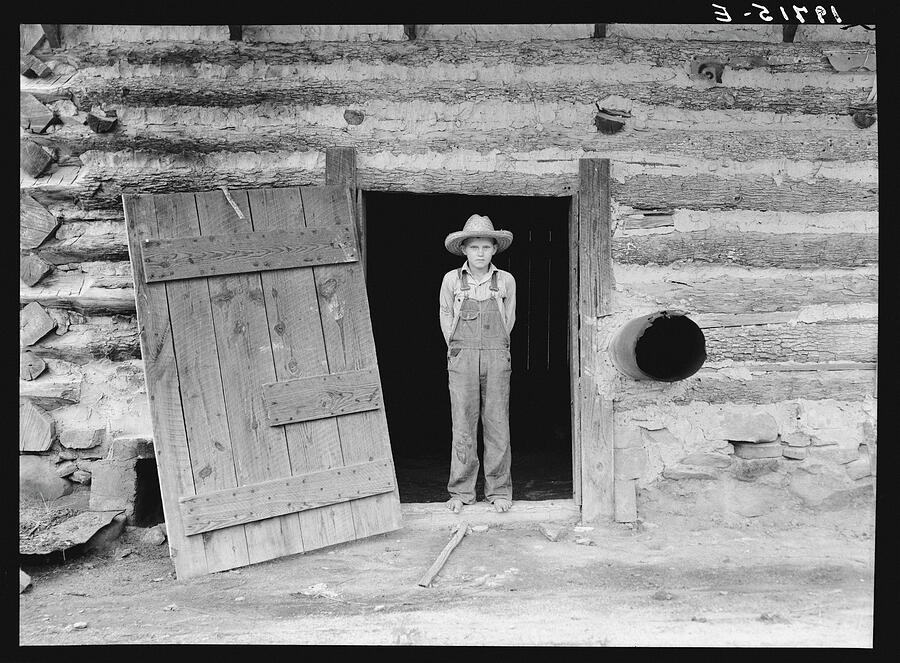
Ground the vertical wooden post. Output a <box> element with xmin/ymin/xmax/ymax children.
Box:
<box><xmin>578</xmin><ymin>158</ymin><xmax>614</xmax><ymax>522</ymax></box>
<box><xmin>568</xmin><ymin>195</ymin><xmax>581</xmax><ymax>506</ymax></box>
<box><xmin>325</xmin><ymin>147</ymin><xmax>365</xmax><ymax>277</ymax></box>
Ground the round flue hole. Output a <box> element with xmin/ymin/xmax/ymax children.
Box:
<box><xmin>634</xmin><ymin>313</ymin><xmax>707</xmax><ymax>381</ymax></box>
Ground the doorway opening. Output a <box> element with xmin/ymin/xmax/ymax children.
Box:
<box><xmin>365</xmin><ymin>192</ymin><xmax>572</xmax><ymax>503</ymax></box>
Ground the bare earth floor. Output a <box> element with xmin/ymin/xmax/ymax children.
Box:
<box><xmin>19</xmin><ymin>507</ymin><xmax>874</xmax><ymax>647</ymax></box>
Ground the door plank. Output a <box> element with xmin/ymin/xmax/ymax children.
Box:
<box><xmin>262</xmin><ymin>367</ymin><xmax>383</xmax><ymax>426</ymax></box>
<box><xmin>248</xmin><ymin>186</ymin><xmax>357</xmax><ymax>550</ymax></box>
<box><xmin>195</xmin><ymin>189</ymin><xmax>305</xmax><ymax>565</ymax></box>
<box><xmin>301</xmin><ymin>185</ymin><xmax>402</xmax><ymax>539</ymax></box>
<box><xmin>122</xmin><ymin>194</ymin><xmax>208</xmax><ymax>579</ymax></box>
<box><xmin>180</xmin><ymin>459</ymin><xmax>396</xmax><ymax>536</ymax></box>
<box><xmin>141</xmin><ymin>226</ymin><xmax>358</xmax><ymax>283</ymax></box>
<box><xmin>154</xmin><ymin>192</ymin><xmax>250</xmax><ymax>572</ymax></box>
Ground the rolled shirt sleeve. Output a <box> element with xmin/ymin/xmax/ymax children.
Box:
<box><xmin>504</xmin><ymin>272</ymin><xmax>516</xmax><ymax>334</ymax></box>
<box><xmin>439</xmin><ymin>271</ymin><xmax>456</xmax><ymax>344</ymax></box>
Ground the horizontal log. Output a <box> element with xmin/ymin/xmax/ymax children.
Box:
<box><xmin>28</xmin><ymin>314</ymin><xmax>140</xmax><ymax>363</ymax></box>
<box><xmin>243</xmin><ymin>25</ymin><xmax>406</xmax><ymax>42</ymax></box>
<box><xmin>615</xmin><ymin>267</ymin><xmax>878</xmax><ymax>314</ymax></box>
<box><xmin>18</xmin><ymin>359</ymin><xmax>84</xmax><ymax>408</ymax></box>
<box><xmin>613</xmin><ymin>231</ymin><xmax>877</xmax><ymax>268</ymax></box>
<box><xmin>606</xmin><ymin>24</ymin><xmax>784</xmax><ymax>41</ymax></box>
<box><xmin>20</xmin><ymin>271</ymin><xmax>136</xmax><ymax>314</ymax></box>
<box><xmin>63</xmin><ymin>76</ymin><xmax>874</xmax><ymax>115</ymax></box>
<box><xmin>179</xmin><ymin>459</ymin><xmax>395</xmax><ymax>536</ymax></box>
<box><xmin>703</xmin><ymin>321</ymin><xmax>877</xmax><ymax>364</ymax></box>
<box><xmin>59</xmin><ymin>24</ymin><xmax>230</xmax><ymax>45</ymax></box>
<box><xmin>40</xmin><ymin>157</ymin><xmax>876</xmax><ymax>208</ymax></box>
<box><xmin>612</xmin><ymin>176</ymin><xmax>876</xmax><ymax>214</ymax></box>
<box><xmin>141</xmin><ymin>226</ymin><xmax>358</xmax><ymax>283</ymax></box>
<box><xmin>692</xmin><ymin>309</ymin><xmax>876</xmax><ymax>328</ymax></box>
<box><xmin>35</xmin><ymin>221</ymin><xmax>128</xmax><ymax>264</ymax></box>
<box><xmin>56</xmin><ymin>37</ymin><xmax>857</xmax><ymax>73</ymax></box>
<box><xmin>615</xmin><ymin>366</ymin><xmax>876</xmax><ymax>410</ymax></box>
<box><xmin>31</xmin><ymin>122</ymin><xmax>879</xmax><ymax>164</ymax></box>
<box><xmin>262</xmin><ymin>367</ymin><xmax>383</xmax><ymax>426</ymax></box>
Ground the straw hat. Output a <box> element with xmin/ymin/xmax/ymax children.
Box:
<box><xmin>444</xmin><ymin>214</ymin><xmax>514</xmax><ymax>256</ymax></box>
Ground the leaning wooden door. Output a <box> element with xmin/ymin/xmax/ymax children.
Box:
<box><xmin>124</xmin><ymin>185</ymin><xmax>401</xmax><ymax>579</ymax></box>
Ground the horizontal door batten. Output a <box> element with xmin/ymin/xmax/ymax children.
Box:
<box><xmin>179</xmin><ymin>459</ymin><xmax>395</xmax><ymax>536</ymax></box>
<box><xmin>261</xmin><ymin>366</ymin><xmax>382</xmax><ymax>426</ymax></box>
<box><xmin>140</xmin><ymin>226</ymin><xmax>358</xmax><ymax>282</ymax></box>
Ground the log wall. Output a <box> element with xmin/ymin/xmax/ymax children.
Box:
<box><xmin>20</xmin><ymin>24</ymin><xmax>876</xmax><ymax>516</ymax></box>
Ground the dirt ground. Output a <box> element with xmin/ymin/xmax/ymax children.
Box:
<box><xmin>18</xmin><ymin>497</ymin><xmax>876</xmax><ymax>648</ymax></box>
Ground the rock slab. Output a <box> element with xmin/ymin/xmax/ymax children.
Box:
<box><xmin>721</xmin><ymin>413</ymin><xmax>779</xmax><ymax>443</ymax></box>
<box><xmin>20</xmin><ymin>454</ymin><xmax>73</xmax><ymax>501</ymax></box>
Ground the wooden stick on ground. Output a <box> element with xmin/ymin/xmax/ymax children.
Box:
<box><xmin>417</xmin><ymin>522</ymin><xmax>469</xmax><ymax>588</ymax></box>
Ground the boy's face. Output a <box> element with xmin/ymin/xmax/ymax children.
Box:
<box><xmin>462</xmin><ymin>237</ymin><xmax>498</xmax><ymax>269</ymax></box>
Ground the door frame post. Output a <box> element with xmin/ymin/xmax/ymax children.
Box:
<box><xmin>575</xmin><ymin>158</ymin><xmax>615</xmax><ymax>522</ymax></box>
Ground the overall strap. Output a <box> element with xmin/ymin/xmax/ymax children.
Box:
<box><xmin>489</xmin><ymin>270</ymin><xmax>499</xmax><ymax>292</ymax></box>
<box><xmin>457</xmin><ymin>268</ymin><xmax>470</xmax><ymax>291</ymax></box>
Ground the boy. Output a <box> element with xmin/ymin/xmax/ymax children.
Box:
<box><xmin>439</xmin><ymin>214</ymin><xmax>516</xmax><ymax>513</ymax></box>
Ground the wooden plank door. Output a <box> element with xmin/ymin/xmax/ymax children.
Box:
<box><xmin>124</xmin><ymin>185</ymin><xmax>402</xmax><ymax>579</ymax></box>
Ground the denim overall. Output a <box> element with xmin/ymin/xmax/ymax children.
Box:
<box><xmin>447</xmin><ymin>269</ymin><xmax>512</xmax><ymax>504</ymax></box>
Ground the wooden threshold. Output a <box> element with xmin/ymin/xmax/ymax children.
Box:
<box><xmin>400</xmin><ymin>499</ymin><xmax>581</xmax><ymax>529</ymax></box>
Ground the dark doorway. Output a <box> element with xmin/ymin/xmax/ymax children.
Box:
<box><xmin>365</xmin><ymin>193</ymin><xmax>572</xmax><ymax>503</ymax></box>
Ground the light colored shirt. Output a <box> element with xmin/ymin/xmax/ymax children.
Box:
<box><xmin>439</xmin><ymin>262</ymin><xmax>516</xmax><ymax>344</ymax></box>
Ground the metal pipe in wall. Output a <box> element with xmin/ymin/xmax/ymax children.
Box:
<box><xmin>609</xmin><ymin>310</ymin><xmax>706</xmax><ymax>382</ymax></box>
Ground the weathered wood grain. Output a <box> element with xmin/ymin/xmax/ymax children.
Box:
<box><xmin>614</xmin><ymin>366</ymin><xmax>876</xmax><ymax>410</ymax></box>
<box><xmin>179</xmin><ymin>459</ymin><xmax>395</xmax><ymax>536</ymax></box>
<box><xmin>615</xmin><ymin>270</ymin><xmax>878</xmax><ymax>314</ymax></box>
<box><xmin>18</xmin><ymin>357</ymin><xmax>83</xmax><ymax>408</ymax></box>
<box><xmin>28</xmin><ymin>315</ymin><xmax>140</xmax><ymax>363</ymax></box>
<box><xmin>612</xmin><ymin>231</ymin><xmax>878</xmax><ymax>268</ymax></box>
<box><xmin>20</xmin><ymin>194</ymin><xmax>60</xmax><ymax>249</ymax></box>
<box><xmin>579</xmin><ymin>159</ymin><xmax>614</xmax><ymax>522</ymax></box>
<box><xmin>19</xmin><ymin>400</ymin><xmax>54</xmax><ymax>452</ymax></box>
<box><xmin>20</xmin><ymin>301</ymin><xmax>57</xmax><ymax>346</ymax></box>
<box><xmin>56</xmin><ymin>38</ymin><xmax>861</xmax><ymax>74</ymax></box>
<box><xmin>20</xmin><ymin>272</ymin><xmax>136</xmax><ymax>314</ymax></box>
<box><xmin>20</xmin><ymin>92</ymin><xmax>54</xmax><ymax>133</ymax></box>
<box><xmin>140</xmin><ymin>226</ymin><xmax>357</xmax><ymax>283</ymax></box>
<box><xmin>123</xmin><ymin>193</ymin><xmax>209</xmax><ymax>578</ymax></box>
<box><xmin>154</xmin><ymin>197</ymin><xmax>236</xmax><ymax>479</ymax></box>
<box><xmin>35</xmin><ymin>127</ymin><xmax>878</xmax><ymax>164</ymax></box>
<box><xmin>154</xmin><ymin>192</ymin><xmax>252</xmax><ymax>571</ymax></box>
<box><xmin>64</xmin><ymin>76</ymin><xmax>875</xmax><ymax>115</ymax></box>
<box><xmin>20</xmin><ymin>140</ymin><xmax>55</xmax><ymax>178</ymax></box>
<box><xmin>262</xmin><ymin>367</ymin><xmax>383</xmax><ymax>426</ymax></box>
<box><xmin>20</xmin><ymin>24</ymin><xmax>46</xmax><ymax>54</ymax></box>
<box><xmin>35</xmin><ymin>221</ymin><xmax>129</xmax><ymax>264</ymax></box>
<box><xmin>20</xmin><ymin>254</ymin><xmax>53</xmax><ymax>286</ymax></box>
<box><xmin>613</xmin><ymin>175</ymin><xmax>876</xmax><ymax>214</ymax></box>
<box><xmin>20</xmin><ymin>351</ymin><xmax>47</xmax><ymax>380</ymax></box>
<box><xmin>59</xmin><ymin>163</ymin><xmax>877</xmax><ymax>208</ymax></box>
<box><xmin>304</xmin><ymin>179</ymin><xmax>401</xmax><ymax>540</ymax></box>
<box><xmin>568</xmin><ymin>196</ymin><xmax>581</xmax><ymax>506</ymax></box>
<box><xmin>249</xmin><ymin>186</ymin><xmax>357</xmax><ymax>553</ymax></box>
<box><xmin>704</xmin><ymin>321</ymin><xmax>877</xmax><ymax>364</ymax></box>
<box><xmin>195</xmin><ymin>188</ymin><xmax>305</xmax><ymax>566</ymax></box>
<box><xmin>417</xmin><ymin>523</ymin><xmax>469</xmax><ymax>588</ymax></box>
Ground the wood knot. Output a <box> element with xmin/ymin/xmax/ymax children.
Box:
<box><xmin>343</xmin><ymin>109</ymin><xmax>365</xmax><ymax>125</ymax></box>
<box><xmin>690</xmin><ymin>57</ymin><xmax>724</xmax><ymax>84</ymax></box>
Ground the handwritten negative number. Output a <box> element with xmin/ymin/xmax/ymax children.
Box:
<box><xmin>712</xmin><ymin>4</ymin><xmax>843</xmax><ymax>22</ymax></box>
